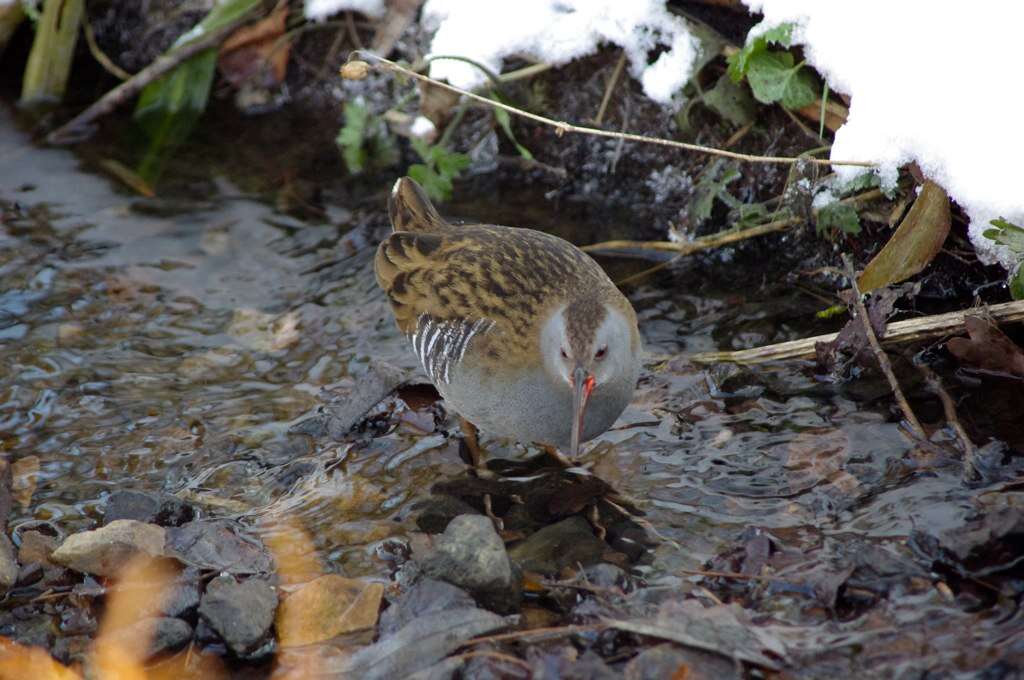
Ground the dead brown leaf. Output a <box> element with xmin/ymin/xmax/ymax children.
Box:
<box><xmin>219</xmin><ymin>1</ymin><xmax>291</xmax><ymax>87</ymax></box>
<box><xmin>858</xmin><ymin>181</ymin><xmax>950</xmax><ymax>293</ymax></box>
<box><xmin>11</xmin><ymin>455</ymin><xmax>39</xmax><ymax>509</ymax></box>
<box><xmin>947</xmin><ymin>315</ymin><xmax>1024</xmax><ymax>376</ymax></box>
<box><xmin>277</xmin><ymin>574</ymin><xmax>384</xmax><ymax>646</ymax></box>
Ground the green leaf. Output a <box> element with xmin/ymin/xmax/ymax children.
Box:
<box><xmin>727</xmin><ymin>22</ymin><xmax>796</xmax><ymax>82</ymax></box>
<box><xmin>406</xmin><ymin>139</ymin><xmax>470</xmax><ymax>202</ymax></box>
<box><xmin>1011</xmin><ymin>265</ymin><xmax>1024</xmax><ymax>300</ymax></box>
<box><xmin>815</xmin><ymin>202</ymin><xmax>861</xmax><ymax>237</ymax></box>
<box><xmin>983</xmin><ymin>218</ymin><xmax>1024</xmax><ymax>253</ymax></box>
<box><xmin>746</xmin><ymin>50</ymin><xmax>818</xmax><ymax>109</ymax></box>
<box><xmin>131</xmin><ymin>0</ymin><xmax>261</xmax><ymax>183</ymax></box>
<box><xmin>703</xmin><ymin>73</ymin><xmax>756</xmax><ymax>127</ymax></box>
<box><xmin>337</xmin><ymin>100</ymin><xmax>370</xmax><ymax>173</ymax></box>
<box><xmin>688</xmin><ymin>161</ymin><xmax>741</xmax><ymax>225</ymax></box>
<box><xmin>492</xmin><ymin>103</ymin><xmax>533</xmax><ymax>160</ymax></box>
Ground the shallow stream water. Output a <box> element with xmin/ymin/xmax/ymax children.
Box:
<box><xmin>2</xmin><ymin>105</ymin><xmax>1021</xmax><ymax>674</ymax></box>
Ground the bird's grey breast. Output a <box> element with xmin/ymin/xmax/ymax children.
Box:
<box><xmin>409</xmin><ymin>314</ymin><xmax>495</xmax><ymax>385</ymax></box>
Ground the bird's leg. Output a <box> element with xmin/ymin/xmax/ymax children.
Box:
<box><xmin>459</xmin><ymin>418</ymin><xmax>502</xmax><ymax>530</ymax></box>
<box><xmin>459</xmin><ymin>418</ymin><xmax>493</xmax><ymax>478</ymax></box>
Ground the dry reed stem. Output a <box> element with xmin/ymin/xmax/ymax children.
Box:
<box><xmin>690</xmin><ymin>300</ymin><xmax>1024</xmax><ymax>365</ymax></box>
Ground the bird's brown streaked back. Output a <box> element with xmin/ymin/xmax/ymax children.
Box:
<box><xmin>375</xmin><ymin>178</ymin><xmax>632</xmax><ymax>364</ymax></box>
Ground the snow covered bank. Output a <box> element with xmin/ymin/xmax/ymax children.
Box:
<box><xmin>744</xmin><ymin>0</ymin><xmax>1024</xmax><ymax>271</ymax></box>
<box><xmin>422</xmin><ymin>0</ymin><xmax>700</xmax><ymax>106</ymax></box>
<box><xmin>304</xmin><ymin>0</ymin><xmax>385</xmax><ymax>21</ymax></box>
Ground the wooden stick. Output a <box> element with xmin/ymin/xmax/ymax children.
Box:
<box><xmin>690</xmin><ymin>300</ymin><xmax>1024</xmax><ymax>365</ymax></box>
<box><xmin>47</xmin><ymin>7</ymin><xmax>259</xmax><ymax>145</ymax></box>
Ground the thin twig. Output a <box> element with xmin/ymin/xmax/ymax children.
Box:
<box><xmin>460</xmin><ymin>624</ymin><xmax>604</xmax><ymax>647</ymax></box>
<box><xmin>680</xmin><ymin>567</ymin><xmax>775</xmax><ymax>582</ymax></box>
<box><xmin>348</xmin><ymin>52</ymin><xmax>875</xmax><ymax>169</ymax></box>
<box><xmin>447</xmin><ymin>650</ymin><xmax>532</xmax><ymax>672</ymax></box>
<box><xmin>691</xmin><ymin>300</ymin><xmax>1024</xmax><ymax>364</ymax></box>
<box><xmin>82</xmin><ymin>10</ymin><xmax>131</xmax><ymax>81</ymax></box>
<box><xmin>844</xmin><ymin>254</ymin><xmax>927</xmax><ymax>439</ymax></box>
<box><xmin>585</xmin><ymin>188</ymin><xmax>884</xmax><ymax>255</ymax></box>
<box><xmin>917</xmin><ymin>362</ymin><xmax>978</xmax><ymax>471</ymax></box>
<box><xmin>47</xmin><ymin>5</ymin><xmax>261</xmax><ymax>144</ymax></box>
<box><xmin>594</xmin><ymin>50</ymin><xmax>627</xmax><ymax>126</ymax></box>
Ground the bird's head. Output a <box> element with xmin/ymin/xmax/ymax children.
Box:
<box><xmin>540</xmin><ymin>297</ymin><xmax>637</xmax><ymax>457</ymax></box>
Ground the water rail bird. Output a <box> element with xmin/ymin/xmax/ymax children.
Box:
<box><xmin>375</xmin><ymin>177</ymin><xmax>641</xmax><ymax>468</ymax></box>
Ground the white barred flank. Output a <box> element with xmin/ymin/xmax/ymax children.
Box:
<box><xmin>410</xmin><ymin>315</ymin><xmax>494</xmax><ymax>385</ymax></box>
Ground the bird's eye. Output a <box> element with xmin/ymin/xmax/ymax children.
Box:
<box><xmin>595</xmin><ymin>346</ymin><xmax>607</xmax><ymax>360</ymax></box>
<box><xmin>560</xmin><ymin>347</ymin><xmax>569</xmax><ymax>360</ymax></box>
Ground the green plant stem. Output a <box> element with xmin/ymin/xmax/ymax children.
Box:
<box><xmin>20</xmin><ymin>0</ymin><xmax>85</xmax><ymax>105</ymax></box>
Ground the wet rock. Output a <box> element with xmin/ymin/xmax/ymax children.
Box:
<box><xmin>165</xmin><ymin>519</ymin><xmax>273</xmax><ymax>575</ymax></box>
<box><xmin>379</xmin><ymin>577</ymin><xmax>476</xmax><ymax>638</ymax></box>
<box><xmin>161</xmin><ymin>569</ymin><xmax>202</xmax><ymax>619</ymax></box>
<box><xmin>51</xmin><ymin>520</ymin><xmax>165</xmax><ymax>577</ymax></box>
<box><xmin>0</xmin><ymin>535</ymin><xmax>17</xmax><ymax>589</ymax></box>
<box><xmin>198</xmin><ymin>575</ymin><xmax>277</xmax><ymax>658</ymax></box>
<box><xmin>413</xmin><ymin>495</ymin><xmax>480</xmax><ymax>534</ymax></box>
<box><xmin>104</xmin><ymin>490</ymin><xmax>195</xmax><ymax>527</ymax></box>
<box><xmin>113</xmin><ymin>617</ymin><xmax>193</xmax><ymax>658</ymax></box>
<box><xmin>17</xmin><ymin>529</ymin><xmax>58</xmax><ymax>566</ymax></box>
<box><xmin>606</xmin><ymin>519</ymin><xmax>657</xmax><ymax>563</ymax></box>
<box><xmin>525</xmin><ymin>647</ymin><xmax>618</xmax><ymax>679</ymax></box>
<box><xmin>277</xmin><ymin>574</ymin><xmax>384</xmax><ymax>646</ymax></box>
<box><xmin>582</xmin><ymin>563</ymin><xmax>632</xmax><ymax>591</ymax></box>
<box><xmin>419</xmin><ymin>514</ymin><xmax>521</xmax><ymax>614</ymax></box>
<box><xmin>341</xmin><ymin>606</ymin><xmax>506</xmax><ymax>680</ymax></box>
<box><xmin>624</xmin><ymin>643</ymin><xmax>740</xmax><ymax>680</ymax></box>
<box><xmin>508</xmin><ymin>516</ymin><xmax>605</xmax><ymax>574</ymax></box>
<box><xmin>291</xmin><ymin>360</ymin><xmax>409</xmax><ymax>440</ymax></box>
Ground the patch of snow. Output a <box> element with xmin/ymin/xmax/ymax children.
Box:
<box><xmin>304</xmin><ymin>0</ymin><xmax>385</xmax><ymax>21</ymax></box>
<box><xmin>409</xmin><ymin>115</ymin><xmax>438</xmax><ymax>142</ymax></box>
<box><xmin>422</xmin><ymin>0</ymin><xmax>699</xmax><ymax>105</ymax></box>
<box><xmin>742</xmin><ymin>1</ymin><xmax>1024</xmax><ymax>270</ymax></box>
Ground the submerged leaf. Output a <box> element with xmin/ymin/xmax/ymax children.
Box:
<box><xmin>947</xmin><ymin>315</ymin><xmax>1024</xmax><ymax>377</ymax></box>
<box><xmin>857</xmin><ymin>181</ymin><xmax>950</xmax><ymax>292</ymax></box>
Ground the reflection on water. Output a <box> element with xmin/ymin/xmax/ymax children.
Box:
<box><xmin>0</xmin><ymin>107</ymin><xmax>985</xmax><ymax>582</ymax></box>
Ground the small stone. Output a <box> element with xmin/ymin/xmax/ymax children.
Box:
<box><xmin>624</xmin><ymin>643</ymin><xmax>739</xmax><ymax>680</ymax></box>
<box><xmin>111</xmin><ymin>617</ymin><xmax>193</xmax><ymax>658</ymax></box>
<box><xmin>17</xmin><ymin>530</ymin><xmax>58</xmax><ymax>567</ymax></box>
<box><xmin>413</xmin><ymin>495</ymin><xmax>480</xmax><ymax>534</ymax></box>
<box><xmin>277</xmin><ymin>574</ymin><xmax>383</xmax><ymax>647</ymax></box>
<box><xmin>582</xmin><ymin>563</ymin><xmax>631</xmax><ymax>591</ymax></box>
<box><xmin>50</xmin><ymin>520</ymin><xmax>165</xmax><ymax>577</ymax></box>
<box><xmin>161</xmin><ymin>570</ymin><xmax>202</xmax><ymax>619</ymax></box>
<box><xmin>508</xmin><ymin>516</ymin><xmax>605</xmax><ymax>574</ymax></box>
<box><xmin>0</xmin><ymin>535</ymin><xmax>18</xmax><ymax>589</ymax></box>
<box><xmin>104</xmin><ymin>490</ymin><xmax>195</xmax><ymax>527</ymax></box>
<box><xmin>198</xmin><ymin>575</ymin><xmax>277</xmax><ymax>658</ymax></box>
<box><xmin>166</xmin><ymin>520</ymin><xmax>273</xmax><ymax>575</ymax></box>
<box><xmin>419</xmin><ymin>514</ymin><xmax>520</xmax><ymax>614</ymax></box>
<box><xmin>378</xmin><ymin>578</ymin><xmax>475</xmax><ymax>638</ymax></box>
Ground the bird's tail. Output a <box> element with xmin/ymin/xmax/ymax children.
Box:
<box><xmin>388</xmin><ymin>177</ymin><xmax>449</xmax><ymax>233</ymax></box>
